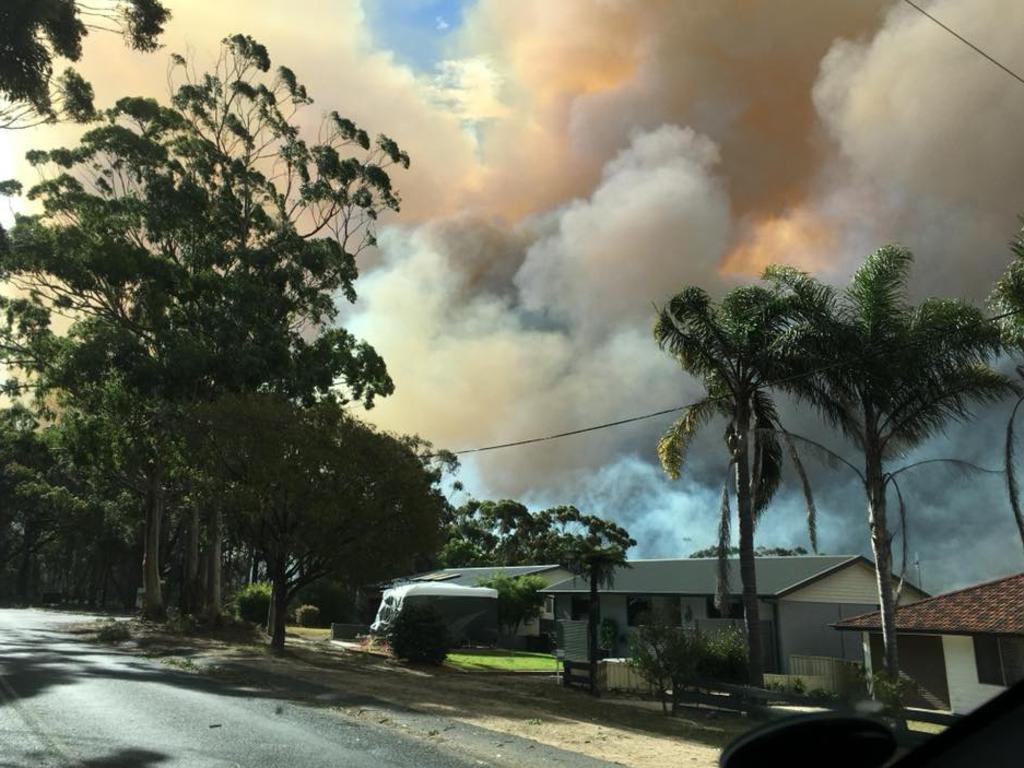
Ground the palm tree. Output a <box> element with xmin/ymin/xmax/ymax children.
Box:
<box><xmin>653</xmin><ymin>284</ymin><xmax>817</xmax><ymax>687</ymax></box>
<box><xmin>767</xmin><ymin>245</ymin><xmax>1010</xmax><ymax>679</ymax></box>
<box><xmin>989</xmin><ymin>223</ymin><xmax>1024</xmax><ymax>549</ymax></box>
<box><xmin>560</xmin><ymin>512</ymin><xmax>635</xmax><ymax>696</ymax></box>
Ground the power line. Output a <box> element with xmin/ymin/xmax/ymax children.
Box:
<box><xmin>901</xmin><ymin>0</ymin><xmax>1024</xmax><ymax>88</ymax></box>
<box><xmin>449</xmin><ymin>307</ymin><xmax>1023</xmax><ymax>455</ymax></box>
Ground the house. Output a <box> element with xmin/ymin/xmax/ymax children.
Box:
<box><xmin>835</xmin><ymin>571</ymin><xmax>1024</xmax><ymax>713</ymax></box>
<box><xmin>393</xmin><ymin>564</ymin><xmax>574</xmax><ymax>648</ymax></box>
<box><xmin>541</xmin><ymin>555</ymin><xmax>926</xmax><ymax>673</ymax></box>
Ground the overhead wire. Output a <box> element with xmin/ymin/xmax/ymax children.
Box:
<box><xmin>448</xmin><ymin>307</ymin><xmax>1024</xmax><ymax>455</ymax></box>
<box><xmin>901</xmin><ymin>0</ymin><xmax>1024</xmax><ymax>88</ymax></box>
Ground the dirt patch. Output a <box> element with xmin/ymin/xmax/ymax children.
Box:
<box><xmin>86</xmin><ymin>624</ymin><xmax>748</xmax><ymax>768</ymax></box>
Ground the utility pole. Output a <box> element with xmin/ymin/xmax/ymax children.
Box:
<box><xmin>914</xmin><ymin>553</ymin><xmax>923</xmax><ymax>593</ymax></box>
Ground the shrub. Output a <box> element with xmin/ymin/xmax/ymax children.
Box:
<box><xmin>235</xmin><ymin>582</ymin><xmax>272</xmax><ymax>626</ymax></box>
<box><xmin>697</xmin><ymin>626</ymin><xmax>749</xmax><ymax>684</ymax></box>
<box><xmin>628</xmin><ymin>610</ymin><xmax>703</xmax><ymax>714</ymax></box>
<box><xmin>599</xmin><ymin>617</ymin><xmax>618</xmax><ymax>651</ymax></box>
<box><xmin>97</xmin><ymin>620</ymin><xmax>131</xmax><ymax>642</ymax></box>
<box><xmin>294</xmin><ymin>604</ymin><xmax>322</xmax><ymax>627</ymax></box>
<box><xmin>292</xmin><ymin>579</ymin><xmax>356</xmax><ymax>624</ymax></box>
<box><xmin>387</xmin><ymin>603</ymin><xmax>449</xmax><ymax>664</ymax></box>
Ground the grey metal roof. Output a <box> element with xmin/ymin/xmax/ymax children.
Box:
<box><xmin>540</xmin><ymin>555</ymin><xmax>862</xmax><ymax>597</ymax></box>
<box><xmin>398</xmin><ymin>564</ymin><xmax>563</xmax><ymax>588</ymax></box>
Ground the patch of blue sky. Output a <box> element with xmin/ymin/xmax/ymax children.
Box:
<box><xmin>363</xmin><ymin>0</ymin><xmax>468</xmax><ymax>72</ymax></box>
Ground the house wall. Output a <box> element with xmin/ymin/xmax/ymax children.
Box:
<box><xmin>777</xmin><ymin>601</ymin><xmax>877</xmax><ymax>671</ymax></box>
<box><xmin>783</xmin><ymin>561</ymin><xmax>923</xmax><ymax>605</ymax></box>
<box><xmin>942</xmin><ymin>634</ymin><xmax>1006</xmax><ymax>715</ymax></box>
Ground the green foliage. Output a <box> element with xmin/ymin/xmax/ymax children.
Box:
<box><xmin>630</xmin><ymin>616</ymin><xmax>751</xmax><ymax>714</ymax></box>
<box><xmin>628</xmin><ymin>611</ymin><xmax>704</xmax><ymax>714</ymax></box>
<box><xmin>235</xmin><ymin>582</ymin><xmax>272</xmax><ymax>626</ymax></box>
<box><xmin>294</xmin><ymin>604</ymin><xmax>322</xmax><ymax>628</ymax></box>
<box><xmin>387</xmin><ymin>603</ymin><xmax>449</xmax><ymax>664</ymax></box>
<box><xmin>292</xmin><ymin>579</ymin><xmax>356</xmax><ymax>625</ymax></box>
<box><xmin>766</xmin><ymin>246</ymin><xmax>1011</xmax><ymax>678</ymax></box>
<box><xmin>0</xmin><ymin>0</ymin><xmax>169</xmax><ymax>128</ymax></box>
<box><xmin>653</xmin><ymin>280</ymin><xmax>822</xmax><ymax>685</ymax></box>
<box><xmin>870</xmin><ymin>672</ymin><xmax>917</xmax><ymax>719</ymax></box>
<box><xmin>599</xmin><ymin>617</ymin><xmax>618</xmax><ymax>651</ymax></box>
<box><xmin>478</xmin><ymin>573</ymin><xmax>547</xmax><ymax>637</ymax></box>
<box><xmin>697</xmin><ymin>626</ymin><xmax>749</xmax><ymax>684</ymax></box>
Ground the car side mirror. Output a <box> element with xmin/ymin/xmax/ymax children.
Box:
<box><xmin>720</xmin><ymin>713</ymin><xmax>897</xmax><ymax>768</ymax></box>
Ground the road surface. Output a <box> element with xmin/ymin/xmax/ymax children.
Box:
<box><xmin>0</xmin><ymin>608</ymin><xmax>499</xmax><ymax>767</ymax></box>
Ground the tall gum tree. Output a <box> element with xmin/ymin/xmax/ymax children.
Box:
<box><xmin>1</xmin><ymin>35</ymin><xmax>409</xmax><ymax>619</ymax></box>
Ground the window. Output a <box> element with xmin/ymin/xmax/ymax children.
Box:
<box><xmin>974</xmin><ymin>635</ymin><xmax>1024</xmax><ymax>686</ymax></box>
<box><xmin>706</xmin><ymin>596</ymin><xmax>744</xmax><ymax>619</ymax></box>
<box><xmin>626</xmin><ymin>596</ymin><xmax>652</xmax><ymax>627</ymax></box>
<box><xmin>543</xmin><ymin>596</ymin><xmax>555</xmax><ymax>617</ymax></box>
<box><xmin>570</xmin><ymin>595</ymin><xmax>593</xmax><ymax>621</ymax></box>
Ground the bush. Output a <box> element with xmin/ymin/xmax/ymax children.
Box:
<box><xmin>294</xmin><ymin>604</ymin><xmax>321</xmax><ymax>627</ymax></box>
<box><xmin>599</xmin><ymin>617</ymin><xmax>618</xmax><ymax>651</ymax></box>
<box><xmin>387</xmin><ymin>603</ymin><xmax>449</xmax><ymax>664</ymax></box>
<box><xmin>96</xmin><ymin>620</ymin><xmax>131</xmax><ymax>642</ymax></box>
<box><xmin>292</xmin><ymin>579</ymin><xmax>356</xmax><ymax>624</ymax></box>
<box><xmin>697</xmin><ymin>626</ymin><xmax>749</xmax><ymax>684</ymax></box>
<box><xmin>628</xmin><ymin>610</ymin><xmax>703</xmax><ymax>714</ymax></box>
<box><xmin>235</xmin><ymin>582</ymin><xmax>272</xmax><ymax>626</ymax></box>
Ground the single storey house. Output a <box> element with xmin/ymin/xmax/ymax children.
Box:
<box><xmin>835</xmin><ymin>571</ymin><xmax>1024</xmax><ymax>713</ymax></box>
<box><xmin>541</xmin><ymin>555</ymin><xmax>926</xmax><ymax>673</ymax></box>
<box><xmin>391</xmin><ymin>564</ymin><xmax>574</xmax><ymax>648</ymax></box>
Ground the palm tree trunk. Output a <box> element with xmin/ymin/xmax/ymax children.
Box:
<box><xmin>733</xmin><ymin>405</ymin><xmax>764</xmax><ymax>687</ymax></box>
<box><xmin>866</xmin><ymin>439</ymin><xmax>899</xmax><ymax>680</ymax></box>
<box><xmin>142</xmin><ymin>461</ymin><xmax>166</xmax><ymax>620</ymax></box>
<box><xmin>588</xmin><ymin>569</ymin><xmax>599</xmax><ymax>696</ymax></box>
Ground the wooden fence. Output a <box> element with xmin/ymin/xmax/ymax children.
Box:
<box><xmin>789</xmin><ymin>654</ymin><xmax>864</xmax><ymax>694</ymax></box>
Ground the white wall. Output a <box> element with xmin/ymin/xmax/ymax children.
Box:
<box><xmin>942</xmin><ymin>634</ymin><xmax>1006</xmax><ymax>714</ymax></box>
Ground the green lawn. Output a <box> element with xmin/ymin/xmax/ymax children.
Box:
<box><xmin>447</xmin><ymin>649</ymin><xmax>559</xmax><ymax>672</ymax></box>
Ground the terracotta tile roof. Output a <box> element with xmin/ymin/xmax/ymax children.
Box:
<box><xmin>835</xmin><ymin>572</ymin><xmax>1024</xmax><ymax>636</ymax></box>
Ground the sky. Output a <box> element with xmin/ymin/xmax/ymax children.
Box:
<box><xmin>3</xmin><ymin>0</ymin><xmax>1024</xmax><ymax>592</ymax></box>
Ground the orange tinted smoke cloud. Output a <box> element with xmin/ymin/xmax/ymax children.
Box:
<box><xmin>722</xmin><ymin>210</ymin><xmax>836</xmax><ymax>276</ymax></box>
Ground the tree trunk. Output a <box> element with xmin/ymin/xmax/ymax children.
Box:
<box><xmin>733</xmin><ymin>403</ymin><xmax>764</xmax><ymax>688</ymax></box>
<box><xmin>181</xmin><ymin>503</ymin><xmax>200</xmax><ymax>615</ymax></box>
<box><xmin>204</xmin><ymin>505</ymin><xmax>222</xmax><ymax>622</ymax></box>
<box><xmin>142</xmin><ymin>462</ymin><xmax>166</xmax><ymax>620</ymax></box>
<box><xmin>17</xmin><ymin>527</ymin><xmax>33</xmax><ymax>604</ymax></box>
<box><xmin>588</xmin><ymin>569</ymin><xmax>599</xmax><ymax>696</ymax></box>
<box><xmin>269</xmin><ymin>557</ymin><xmax>288</xmax><ymax>652</ymax></box>
<box><xmin>866</xmin><ymin>439</ymin><xmax>899</xmax><ymax>681</ymax></box>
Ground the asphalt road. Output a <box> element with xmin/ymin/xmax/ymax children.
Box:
<box><xmin>0</xmin><ymin>609</ymin><xmax>486</xmax><ymax>768</ymax></box>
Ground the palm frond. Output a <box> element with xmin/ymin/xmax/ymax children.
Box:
<box><xmin>780</xmin><ymin>428</ymin><xmax>818</xmax><ymax>552</ymax></box>
<box><xmin>890</xmin><ymin>478</ymin><xmax>908</xmax><ymax>603</ymax></box>
<box><xmin>774</xmin><ymin>430</ymin><xmax>865</xmax><ymax>483</ymax></box>
<box><xmin>715</xmin><ymin>478</ymin><xmax>731</xmax><ymax>611</ymax></box>
<box><xmin>846</xmin><ymin>244</ymin><xmax>913</xmax><ymax>337</ymax></box>
<box><xmin>888</xmin><ymin>458</ymin><xmax>1002</xmax><ymax>480</ymax></box>
<box><xmin>656</xmin><ymin>398</ymin><xmax>718</xmax><ymax>480</ymax></box>
<box><xmin>1006</xmin><ymin>395</ymin><xmax>1024</xmax><ymax>549</ymax></box>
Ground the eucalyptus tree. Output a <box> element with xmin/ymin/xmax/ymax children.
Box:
<box><xmin>766</xmin><ymin>245</ymin><xmax>1010</xmax><ymax>679</ymax></box>
<box><xmin>2</xmin><ymin>34</ymin><xmax>409</xmax><ymax>618</ymax></box>
<box><xmin>196</xmin><ymin>393</ymin><xmax>455</xmax><ymax>651</ymax></box>
<box><xmin>653</xmin><ymin>284</ymin><xmax>816</xmax><ymax>687</ymax></box>
<box><xmin>989</xmin><ymin>224</ymin><xmax>1024</xmax><ymax>550</ymax></box>
<box><xmin>0</xmin><ymin>0</ymin><xmax>170</xmax><ymax>129</ymax></box>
